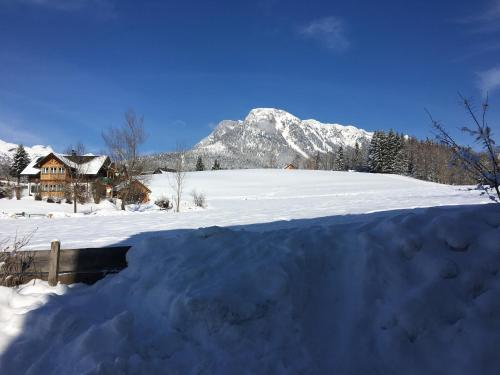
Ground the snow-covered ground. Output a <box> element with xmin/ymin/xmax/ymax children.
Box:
<box><xmin>1</xmin><ymin>203</ymin><xmax>499</xmax><ymax>374</ymax></box>
<box><xmin>0</xmin><ymin>169</ymin><xmax>492</xmax><ymax>250</ymax></box>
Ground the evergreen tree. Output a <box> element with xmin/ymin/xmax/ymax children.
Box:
<box><xmin>352</xmin><ymin>142</ymin><xmax>361</xmax><ymax>171</ymax></box>
<box><xmin>195</xmin><ymin>156</ymin><xmax>205</xmax><ymax>171</ymax></box>
<box><xmin>393</xmin><ymin>134</ymin><xmax>409</xmax><ymax>175</ymax></box>
<box><xmin>380</xmin><ymin>130</ymin><xmax>397</xmax><ymax>173</ymax></box>
<box><xmin>368</xmin><ymin>131</ymin><xmax>383</xmax><ymax>172</ymax></box>
<box><xmin>334</xmin><ymin>146</ymin><xmax>346</xmax><ymax>171</ymax></box>
<box><xmin>405</xmin><ymin>137</ymin><xmax>417</xmax><ymax>177</ymax></box>
<box><xmin>10</xmin><ymin>145</ymin><xmax>31</xmax><ymax>184</ymax></box>
<box><xmin>211</xmin><ymin>159</ymin><xmax>221</xmax><ymax>170</ymax></box>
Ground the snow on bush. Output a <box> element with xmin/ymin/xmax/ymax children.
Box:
<box><xmin>154</xmin><ymin>196</ymin><xmax>172</xmax><ymax>210</ymax></box>
<box><xmin>191</xmin><ymin>189</ymin><xmax>206</xmax><ymax>208</ymax></box>
<box><xmin>0</xmin><ymin>204</ymin><xmax>499</xmax><ymax>374</ymax></box>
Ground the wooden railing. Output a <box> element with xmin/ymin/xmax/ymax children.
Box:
<box><xmin>9</xmin><ymin>241</ymin><xmax>131</xmax><ymax>285</ymax></box>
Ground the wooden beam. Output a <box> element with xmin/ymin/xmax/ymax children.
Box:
<box><xmin>48</xmin><ymin>240</ymin><xmax>61</xmax><ymax>286</ymax></box>
<box><xmin>24</xmin><ymin>246</ymin><xmax>130</xmax><ymax>274</ymax></box>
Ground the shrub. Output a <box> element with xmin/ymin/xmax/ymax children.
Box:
<box><xmin>191</xmin><ymin>190</ymin><xmax>206</xmax><ymax>208</ymax></box>
<box><xmin>78</xmin><ymin>195</ymin><xmax>87</xmax><ymax>205</ymax></box>
<box><xmin>0</xmin><ymin>185</ymin><xmax>13</xmax><ymax>199</ymax></box>
<box><xmin>65</xmin><ymin>198</ymin><xmax>72</xmax><ymax>204</ymax></box>
<box><xmin>92</xmin><ymin>182</ymin><xmax>106</xmax><ymax>204</ymax></box>
<box><xmin>15</xmin><ymin>186</ymin><xmax>22</xmax><ymax>200</ymax></box>
<box><xmin>155</xmin><ymin>196</ymin><xmax>172</xmax><ymax>210</ymax></box>
<box><xmin>34</xmin><ymin>193</ymin><xmax>42</xmax><ymax>201</ymax></box>
<box><xmin>64</xmin><ymin>189</ymin><xmax>72</xmax><ymax>202</ymax></box>
<box><xmin>121</xmin><ymin>183</ymin><xmax>148</xmax><ymax>205</ymax></box>
<box><xmin>46</xmin><ymin>197</ymin><xmax>55</xmax><ymax>203</ymax></box>
<box><xmin>0</xmin><ymin>230</ymin><xmax>37</xmax><ymax>287</ymax></box>
<box><xmin>64</xmin><ymin>184</ymin><xmax>88</xmax><ymax>205</ymax></box>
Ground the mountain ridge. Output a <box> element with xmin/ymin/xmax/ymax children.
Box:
<box><xmin>192</xmin><ymin>108</ymin><xmax>372</xmax><ymax>166</ymax></box>
<box><xmin>0</xmin><ymin>139</ymin><xmax>53</xmax><ymax>160</ymax></box>
<box><xmin>0</xmin><ymin>108</ymin><xmax>373</xmax><ymax>170</ymax></box>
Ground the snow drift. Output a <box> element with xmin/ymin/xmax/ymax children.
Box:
<box><xmin>1</xmin><ymin>204</ymin><xmax>499</xmax><ymax>374</ymax></box>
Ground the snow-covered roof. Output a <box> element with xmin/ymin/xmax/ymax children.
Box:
<box><xmin>81</xmin><ymin>155</ymin><xmax>109</xmax><ymax>174</ymax></box>
<box><xmin>21</xmin><ymin>153</ymin><xmax>110</xmax><ymax>176</ymax></box>
<box><xmin>114</xmin><ymin>179</ymin><xmax>151</xmax><ymax>192</ymax></box>
<box><xmin>55</xmin><ymin>154</ymin><xmax>109</xmax><ymax>175</ymax></box>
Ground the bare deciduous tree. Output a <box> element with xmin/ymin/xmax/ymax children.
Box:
<box><xmin>102</xmin><ymin>109</ymin><xmax>147</xmax><ymax>210</ymax></box>
<box><xmin>267</xmin><ymin>152</ymin><xmax>278</xmax><ymax>168</ymax></box>
<box><xmin>430</xmin><ymin>94</ymin><xmax>500</xmax><ymax>201</ymax></box>
<box><xmin>64</xmin><ymin>142</ymin><xmax>90</xmax><ymax>213</ymax></box>
<box><xmin>0</xmin><ymin>155</ymin><xmax>13</xmax><ymax>199</ymax></box>
<box><xmin>0</xmin><ymin>155</ymin><xmax>13</xmax><ymax>183</ymax></box>
<box><xmin>169</xmin><ymin>144</ymin><xmax>187</xmax><ymax>213</ymax></box>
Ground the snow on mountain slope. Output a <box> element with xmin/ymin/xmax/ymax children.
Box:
<box><xmin>193</xmin><ymin>108</ymin><xmax>372</xmax><ymax>164</ymax></box>
<box><xmin>1</xmin><ymin>204</ymin><xmax>499</xmax><ymax>374</ymax></box>
<box><xmin>0</xmin><ymin>138</ymin><xmax>52</xmax><ymax>160</ymax></box>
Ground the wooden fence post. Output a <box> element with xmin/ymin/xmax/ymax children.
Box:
<box><xmin>48</xmin><ymin>240</ymin><xmax>61</xmax><ymax>286</ymax></box>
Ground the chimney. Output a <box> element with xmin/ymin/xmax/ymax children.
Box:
<box><xmin>71</xmin><ymin>149</ymin><xmax>77</xmax><ymax>157</ymax></box>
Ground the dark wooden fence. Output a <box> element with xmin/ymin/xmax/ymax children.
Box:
<box><xmin>4</xmin><ymin>241</ymin><xmax>131</xmax><ymax>286</ymax></box>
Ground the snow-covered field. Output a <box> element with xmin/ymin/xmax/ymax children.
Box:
<box><xmin>0</xmin><ymin>169</ymin><xmax>492</xmax><ymax>249</ymax></box>
<box><xmin>1</xmin><ymin>169</ymin><xmax>499</xmax><ymax>374</ymax></box>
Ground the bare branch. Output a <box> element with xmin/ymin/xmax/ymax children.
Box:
<box><xmin>430</xmin><ymin>96</ymin><xmax>500</xmax><ymax>201</ymax></box>
<box><xmin>102</xmin><ymin>109</ymin><xmax>147</xmax><ymax>210</ymax></box>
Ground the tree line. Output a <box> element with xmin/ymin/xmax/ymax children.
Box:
<box><xmin>293</xmin><ymin>130</ymin><xmax>475</xmax><ymax>185</ymax></box>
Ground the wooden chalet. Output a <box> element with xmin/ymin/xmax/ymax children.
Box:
<box><xmin>113</xmin><ymin>179</ymin><xmax>151</xmax><ymax>203</ymax></box>
<box><xmin>152</xmin><ymin>167</ymin><xmax>177</xmax><ymax>174</ymax></box>
<box><xmin>21</xmin><ymin>152</ymin><xmax>115</xmax><ymax>199</ymax></box>
<box><xmin>284</xmin><ymin>163</ymin><xmax>297</xmax><ymax>170</ymax></box>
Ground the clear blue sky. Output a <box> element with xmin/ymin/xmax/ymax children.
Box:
<box><xmin>1</xmin><ymin>0</ymin><xmax>499</xmax><ymax>153</ymax></box>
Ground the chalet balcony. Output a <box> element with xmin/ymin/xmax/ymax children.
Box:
<box><xmin>40</xmin><ymin>173</ymin><xmax>68</xmax><ymax>181</ymax></box>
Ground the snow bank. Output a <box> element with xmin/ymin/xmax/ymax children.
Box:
<box><xmin>0</xmin><ymin>281</ymin><xmax>68</xmax><ymax>354</ymax></box>
<box><xmin>0</xmin><ymin>204</ymin><xmax>499</xmax><ymax>374</ymax></box>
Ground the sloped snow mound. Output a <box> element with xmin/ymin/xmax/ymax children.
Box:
<box><xmin>1</xmin><ymin>204</ymin><xmax>500</xmax><ymax>374</ymax></box>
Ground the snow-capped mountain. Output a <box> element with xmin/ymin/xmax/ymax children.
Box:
<box><xmin>193</xmin><ymin>108</ymin><xmax>373</xmax><ymax>166</ymax></box>
<box><xmin>0</xmin><ymin>138</ymin><xmax>53</xmax><ymax>160</ymax></box>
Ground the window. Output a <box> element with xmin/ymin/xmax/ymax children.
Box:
<box><xmin>59</xmin><ymin>167</ymin><xmax>64</xmax><ymax>174</ymax></box>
